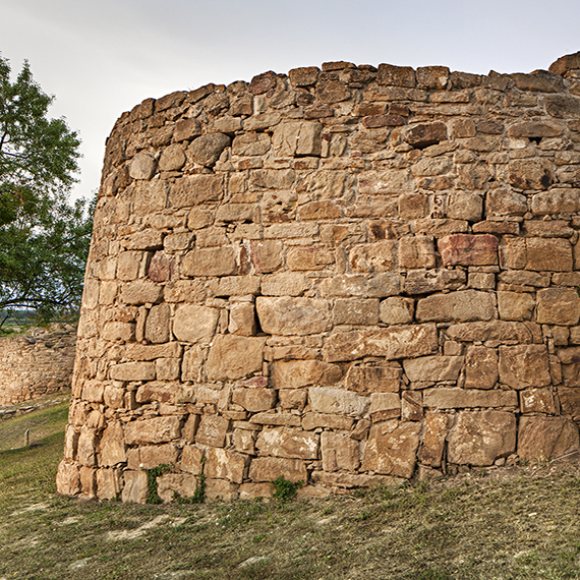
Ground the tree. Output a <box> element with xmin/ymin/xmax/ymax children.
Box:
<box><xmin>0</xmin><ymin>55</ymin><xmax>92</xmax><ymax>326</ymax></box>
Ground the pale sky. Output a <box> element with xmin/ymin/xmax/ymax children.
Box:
<box><xmin>2</xmin><ymin>0</ymin><xmax>579</xmax><ymax>201</ymax></box>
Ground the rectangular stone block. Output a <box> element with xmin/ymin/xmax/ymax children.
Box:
<box><xmin>398</xmin><ymin>236</ymin><xmax>436</xmax><ymax>269</ymax></box>
<box><xmin>124</xmin><ymin>416</ymin><xmax>182</xmax><ymax>445</ymax></box>
<box><xmin>334</xmin><ymin>299</ymin><xmax>379</xmax><ymax>326</ymax></box>
<box><xmin>438</xmin><ymin>234</ymin><xmax>498</xmax><ymax>266</ymax></box>
<box><xmin>169</xmin><ymin>175</ymin><xmax>224</xmax><ymax>208</ymax></box>
<box><xmin>369</xmin><ymin>393</ymin><xmax>401</xmax><ymax>421</ymax></box>
<box><xmin>321</xmin><ymin>431</ymin><xmax>360</xmax><ymax>472</ymax></box>
<box><xmin>404</xmin><ymin>269</ymin><xmax>466</xmax><ymax>295</ymax></box>
<box><xmin>256</xmin><ymin>427</ymin><xmax>319</xmax><ymax>459</ymax></box>
<box><xmin>403</xmin><ymin>356</ymin><xmax>464</xmax><ymax>387</ymax></box>
<box><xmin>206</xmin><ymin>335</ymin><xmax>266</xmax><ymax>381</ymax></box>
<box><xmin>182</xmin><ymin>247</ymin><xmax>237</xmax><ymax>277</ymax></box>
<box><xmin>249</xmin><ymin>457</ymin><xmax>307</xmax><ymax>483</ymax></box>
<box><xmin>271</xmin><ymin>360</ymin><xmax>342</xmax><ymax>389</ymax></box>
<box><xmin>416</xmin><ymin>290</ymin><xmax>496</xmax><ymax>322</ymax></box>
<box><xmin>465</xmin><ymin>346</ymin><xmax>498</xmax><ymax>389</ymax></box>
<box><xmin>320</xmin><ymin>274</ymin><xmax>401</xmax><ymax>298</ymax></box>
<box><xmin>498</xmin><ymin>345</ymin><xmax>551</xmax><ymax>389</ymax></box>
<box><xmin>349</xmin><ymin>241</ymin><xmax>398</xmax><ymax>273</ymax></box>
<box><xmin>309</xmin><ymin>387</ymin><xmax>369</xmax><ymax>417</ymax></box>
<box><xmin>256</xmin><ymin>297</ymin><xmax>332</xmax><ymax>336</ymax></box>
<box><xmin>345</xmin><ymin>363</ymin><xmax>401</xmax><ymax>394</ymax></box>
<box><xmin>109</xmin><ymin>362</ymin><xmax>156</xmax><ymax>382</ymax></box>
<box><xmin>323</xmin><ymin>324</ymin><xmax>439</xmax><ymax>362</ymax></box>
<box><xmin>446</xmin><ymin>321</ymin><xmax>543</xmax><ymax>344</ymax></box>
<box><xmin>196</xmin><ymin>415</ymin><xmax>229</xmax><ymax>447</ymax></box>
<box><xmin>536</xmin><ymin>288</ymin><xmax>580</xmax><ymax>325</ymax></box>
<box><xmin>423</xmin><ymin>388</ymin><xmax>517</xmax><ymax>409</ymax></box>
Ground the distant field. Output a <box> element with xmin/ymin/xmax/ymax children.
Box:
<box><xmin>0</xmin><ymin>404</ymin><xmax>578</xmax><ymax>579</ymax></box>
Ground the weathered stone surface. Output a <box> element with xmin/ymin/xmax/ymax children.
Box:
<box><xmin>182</xmin><ymin>247</ymin><xmax>237</xmax><ymax>277</ymax></box>
<box><xmin>404</xmin><ymin>269</ymin><xmax>466</xmax><ymax>295</ymax></box>
<box><xmin>99</xmin><ymin>422</ymin><xmax>126</xmax><ymax>466</ymax></box>
<box><xmin>361</xmin><ymin>421</ymin><xmax>421</xmax><ymax>478</ymax></box>
<box><xmin>403</xmin><ymin>356</ymin><xmax>464</xmax><ymax>386</ymax></box>
<box><xmin>423</xmin><ymin>388</ymin><xmax>517</xmax><ymax>409</ymax></box>
<box><xmin>205</xmin><ymin>448</ymin><xmax>247</xmax><ymax>484</ymax></box>
<box><xmin>271</xmin><ymin>360</ymin><xmax>342</xmax><ymax>389</ymax></box>
<box><xmin>520</xmin><ymin>387</ymin><xmax>557</xmax><ymax>414</ymax></box>
<box><xmin>129</xmin><ymin>152</ymin><xmax>156</xmax><ymax>180</ymax></box>
<box><xmin>448</xmin><ymin>411</ymin><xmax>516</xmax><ymax>466</ymax></box>
<box><xmin>321</xmin><ymin>431</ymin><xmax>360</xmax><ymax>471</ymax></box>
<box><xmin>169</xmin><ymin>175</ymin><xmax>224</xmax><ymax>207</ymax></box>
<box><xmin>349</xmin><ymin>241</ymin><xmax>398</xmax><ymax>273</ymax></box>
<box><xmin>334</xmin><ymin>298</ymin><xmax>379</xmax><ymax>326</ymax></box>
<box><xmin>324</xmin><ymin>324</ymin><xmax>438</xmax><ymax>362</ymax></box>
<box><xmin>121</xmin><ymin>471</ymin><xmax>149</xmax><ymax>504</ymax></box>
<box><xmin>446</xmin><ymin>321</ymin><xmax>542</xmax><ymax>344</ymax></box>
<box><xmin>249</xmin><ymin>457</ymin><xmax>308</xmax><ymax>483</ymax></box>
<box><xmin>345</xmin><ymin>363</ymin><xmax>401</xmax><ymax>394</ymax></box>
<box><xmin>232</xmin><ymin>388</ymin><xmax>276</xmax><ymax>412</ymax></box>
<box><xmin>172</xmin><ymin>304</ymin><xmax>219</xmax><ymax>343</ymax></box>
<box><xmin>498</xmin><ymin>345</ymin><xmax>551</xmax><ymax>389</ymax></box>
<box><xmin>256</xmin><ymin>427</ymin><xmax>319</xmax><ymax>459</ymax></box>
<box><xmin>109</xmin><ymin>361</ymin><xmax>156</xmax><ymax>382</ymax></box>
<box><xmin>497</xmin><ymin>291</ymin><xmax>535</xmax><ymax>321</ymax></box>
<box><xmin>438</xmin><ymin>234</ymin><xmax>498</xmax><ymax>266</ymax></box>
<box><xmin>418</xmin><ymin>412</ymin><xmax>449</xmax><ymax>467</ymax></box>
<box><xmin>416</xmin><ymin>290</ymin><xmax>496</xmax><ymax>323</ymax></box>
<box><xmin>398</xmin><ymin>236</ymin><xmax>436</xmax><ymax>269</ymax></box>
<box><xmin>272</xmin><ymin>121</ymin><xmax>323</xmax><ymax>157</ymax></box>
<box><xmin>309</xmin><ymin>387</ymin><xmax>368</xmax><ymax>417</ymax></box>
<box><xmin>196</xmin><ymin>415</ymin><xmax>230</xmax><ymax>448</ymax></box>
<box><xmin>187</xmin><ymin>133</ymin><xmax>230</xmax><ymax>167</ymax></box>
<box><xmin>508</xmin><ymin>159</ymin><xmax>553</xmax><ymax>190</ymax></box>
<box><xmin>531</xmin><ymin>189</ymin><xmax>580</xmax><ymax>216</ymax></box>
<box><xmin>124</xmin><ymin>416</ymin><xmax>181</xmax><ymax>445</ymax></box>
<box><xmin>536</xmin><ymin>288</ymin><xmax>580</xmax><ymax>325</ymax></box>
<box><xmin>206</xmin><ymin>335</ymin><xmax>266</xmax><ymax>381</ymax></box>
<box><xmin>404</xmin><ymin>122</ymin><xmax>448</xmax><ymax>149</ymax></box>
<box><xmin>464</xmin><ymin>346</ymin><xmax>498</xmax><ymax>389</ymax></box>
<box><xmin>369</xmin><ymin>392</ymin><xmax>401</xmax><ymax>421</ymax></box>
<box><xmin>256</xmin><ymin>297</ymin><xmax>332</xmax><ymax>336</ymax></box>
<box><xmin>518</xmin><ymin>416</ymin><xmax>579</xmax><ymax>461</ymax></box>
<box><xmin>379</xmin><ymin>297</ymin><xmax>414</xmax><ymax>325</ymax></box>
<box><xmin>120</xmin><ymin>280</ymin><xmax>162</xmax><ymax>305</ymax></box>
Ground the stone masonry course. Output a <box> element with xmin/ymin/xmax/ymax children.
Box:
<box><xmin>58</xmin><ymin>53</ymin><xmax>580</xmax><ymax>502</ymax></box>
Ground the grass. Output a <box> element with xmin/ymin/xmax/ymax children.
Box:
<box><xmin>0</xmin><ymin>404</ymin><xmax>579</xmax><ymax>579</ymax></box>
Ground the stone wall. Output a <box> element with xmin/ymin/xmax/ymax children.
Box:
<box><xmin>0</xmin><ymin>325</ymin><xmax>76</xmax><ymax>406</ymax></box>
<box><xmin>58</xmin><ymin>53</ymin><xmax>580</xmax><ymax>502</ymax></box>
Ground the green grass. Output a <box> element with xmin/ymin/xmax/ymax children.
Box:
<box><xmin>0</xmin><ymin>404</ymin><xmax>579</xmax><ymax>579</ymax></box>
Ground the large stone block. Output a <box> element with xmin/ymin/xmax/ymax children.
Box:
<box><xmin>518</xmin><ymin>416</ymin><xmax>579</xmax><ymax>461</ymax></box>
<box><xmin>309</xmin><ymin>387</ymin><xmax>369</xmax><ymax>417</ymax></box>
<box><xmin>423</xmin><ymin>388</ymin><xmax>517</xmax><ymax>409</ymax></box>
<box><xmin>249</xmin><ymin>457</ymin><xmax>307</xmax><ymax>483</ymax></box>
<box><xmin>321</xmin><ymin>431</ymin><xmax>360</xmax><ymax>471</ymax></box>
<box><xmin>498</xmin><ymin>345</ymin><xmax>551</xmax><ymax>389</ymax></box>
<box><xmin>173</xmin><ymin>304</ymin><xmax>219</xmax><ymax>343</ymax></box>
<box><xmin>256</xmin><ymin>428</ymin><xmax>319</xmax><ymax>459</ymax></box>
<box><xmin>206</xmin><ymin>335</ymin><xmax>266</xmax><ymax>381</ymax></box>
<box><xmin>187</xmin><ymin>133</ymin><xmax>231</xmax><ymax>167</ymax></box>
<box><xmin>416</xmin><ymin>290</ymin><xmax>496</xmax><ymax>323</ymax></box>
<box><xmin>232</xmin><ymin>388</ymin><xmax>276</xmax><ymax>412</ymax></box>
<box><xmin>403</xmin><ymin>356</ymin><xmax>464</xmax><ymax>387</ymax></box>
<box><xmin>323</xmin><ymin>324</ymin><xmax>438</xmax><ymax>362</ymax></box>
<box><xmin>438</xmin><ymin>234</ymin><xmax>498</xmax><ymax>266</ymax></box>
<box><xmin>271</xmin><ymin>360</ymin><xmax>342</xmax><ymax>389</ymax></box>
<box><xmin>349</xmin><ymin>241</ymin><xmax>398</xmax><ymax>273</ymax></box>
<box><xmin>536</xmin><ymin>288</ymin><xmax>580</xmax><ymax>325</ymax></box>
<box><xmin>447</xmin><ymin>411</ymin><xmax>516</xmax><ymax>466</ymax></box>
<box><xmin>196</xmin><ymin>415</ymin><xmax>230</xmax><ymax>448</ymax></box>
<box><xmin>182</xmin><ymin>247</ymin><xmax>237</xmax><ymax>277</ymax></box>
<box><xmin>418</xmin><ymin>412</ymin><xmax>449</xmax><ymax>467</ymax></box>
<box><xmin>256</xmin><ymin>297</ymin><xmax>332</xmax><ymax>336</ymax></box>
<box><xmin>345</xmin><ymin>363</ymin><xmax>401</xmax><ymax>394</ymax></box>
<box><xmin>361</xmin><ymin>420</ymin><xmax>421</xmax><ymax>478</ymax></box>
<box><xmin>124</xmin><ymin>416</ymin><xmax>182</xmax><ymax>445</ymax></box>
<box><xmin>205</xmin><ymin>448</ymin><xmax>247</xmax><ymax>484</ymax></box>
<box><xmin>464</xmin><ymin>346</ymin><xmax>498</xmax><ymax>389</ymax></box>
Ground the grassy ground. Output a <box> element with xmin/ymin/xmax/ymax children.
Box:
<box><xmin>0</xmin><ymin>404</ymin><xmax>579</xmax><ymax>579</ymax></box>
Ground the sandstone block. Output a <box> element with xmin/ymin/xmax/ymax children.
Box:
<box><xmin>205</xmin><ymin>448</ymin><xmax>247</xmax><ymax>484</ymax></box>
<box><xmin>249</xmin><ymin>457</ymin><xmax>308</xmax><ymax>483</ymax></box>
<box><xmin>465</xmin><ymin>346</ymin><xmax>498</xmax><ymax>389</ymax></box>
<box><xmin>378</xmin><ymin>64</ymin><xmax>416</xmax><ymax>87</ymax></box>
<box><xmin>109</xmin><ymin>362</ymin><xmax>156</xmax><ymax>382</ymax></box>
<box><xmin>418</xmin><ymin>412</ymin><xmax>449</xmax><ymax>467</ymax></box>
<box><xmin>180</xmin><ymin>445</ymin><xmax>204</xmax><ymax>474</ymax></box>
<box><xmin>497</xmin><ymin>291</ymin><xmax>535</xmax><ymax>321</ymax></box>
<box><xmin>261</xmin><ymin>273</ymin><xmax>309</xmax><ymax>296</ymax></box>
<box><xmin>423</xmin><ymin>388</ymin><xmax>517</xmax><ymax>409</ymax></box>
<box><xmin>120</xmin><ymin>280</ymin><xmax>162</xmax><ymax>305</ymax></box>
<box><xmin>158</xmin><ymin>143</ymin><xmax>186</xmax><ymax>171</ymax></box>
<box><xmin>379</xmin><ymin>297</ymin><xmax>415</xmax><ymax>325</ymax></box>
<box><xmin>404</xmin><ymin>356</ymin><xmax>464</xmax><ymax>387</ymax></box>
<box><xmin>438</xmin><ymin>234</ymin><xmax>498</xmax><ymax>266</ymax></box>
<box><xmin>334</xmin><ymin>298</ymin><xmax>379</xmax><ymax>326</ymax></box>
<box><xmin>301</xmin><ymin>413</ymin><xmax>354</xmax><ymax>431</ymax></box>
<box><xmin>145</xmin><ymin>303</ymin><xmax>170</xmax><ymax>344</ymax></box>
<box><xmin>96</xmin><ymin>469</ymin><xmax>122</xmax><ymax>501</ymax></box>
<box><xmin>206</xmin><ymin>335</ymin><xmax>266</xmax><ymax>381</ymax></box>
<box><xmin>369</xmin><ymin>392</ymin><xmax>401</xmax><ymax>421</ymax></box>
<box><xmin>187</xmin><ymin>133</ymin><xmax>230</xmax><ymax>167</ymax></box>
<box><xmin>345</xmin><ymin>363</ymin><xmax>401</xmax><ymax>394</ymax></box>
<box><xmin>129</xmin><ymin>152</ymin><xmax>156</xmax><ymax>180</ymax></box>
<box><xmin>182</xmin><ymin>247</ymin><xmax>237</xmax><ymax>277</ymax></box>
<box><xmin>404</xmin><ymin>122</ymin><xmax>447</xmax><ymax>149</ymax></box>
<box><xmin>249</xmin><ymin>240</ymin><xmax>284</xmax><ymax>273</ymax></box>
<box><xmin>196</xmin><ymin>415</ymin><xmax>230</xmax><ymax>447</ymax></box>
<box><xmin>232</xmin><ymin>388</ymin><xmax>276</xmax><ymax>412</ymax></box>
<box><xmin>323</xmin><ymin>324</ymin><xmax>438</xmax><ymax>362</ymax></box>
<box><xmin>173</xmin><ymin>304</ymin><xmax>219</xmax><ymax>343</ymax></box>
<box><xmin>518</xmin><ymin>416</ymin><xmax>579</xmax><ymax>461</ymax></box>
<box><xmin>526</xmin><ymin>238</ymin><xmax>573</xmax><ymax>272</ymax></box>
<box><xmin>536</xmin><ymin>288</ymin><xmax>580</xmax><ymax>325</ymax></box>
<box><xmin>486</xmin><ymin>188</ymin><xmax>527</xmax><ymax>217</ymax></box>
<box><xmin>531</xmin><ymin>189</ymin><xmax>580</xmax><ymax>216</ymax></box>
<box><xmin>321</xmin><ymin>431</ymin><xmax>360</xmax><ymax>471</ymax></box>
<box><xmin>121</xmin><ymin>471</ymin><xmax>149</xmax><ymax>504</ymax></box>
<box><xmin>127</xmin><ymin>444</ymin><xmax>179</xmax><ymax>470</ymax></box>
<box><xmin>309</xmin><ymin>387</ymin><xmax>369</xmax><ymax>417</ymax></box>
<box><xmin>447</xmin><ymin>192</ymin><xmax>483</xmax><ymax>221</ymax></box>
<box><xmin>349</xmin><ymin>241</ymin><xmax>398</xmax><ymax>273</ymax></box>
<box><xmin>271</xmin><ymin>360</ymin><xmax>342</xmax><ymax>389</ymax></box>
<box><xmin>557</xmin><ymin>387</ymin><xmax>580</xmax><ymax>420</ymax></box>
<box><xmin>446</xmin><ymin>321</ymin><xmax>542</xmax><ymax>344</ymax></box>
<box><xmin>228</xmin><ymin>302</ymin><xmax>257</xmax><ymax>336</ymax></box>
<box><xmin>98</xmin><ymin>422</ymin><xmax>126</xmax><ymax>466</ymax></box>
<box><xmin>173</xmin><ymin>117</ymin><xmax>201</xmax><ymax>142</ymax></box>
<box><xmin>169</xmin><ymin>175</ymin><xmax>224</xmax><ymax>208</ymax></box>
<box><xmin>320</xmin><ymin>274</ymin><xmax>401</xmax><ymax>298</ymax></box>
<box><xmin>272</xmin><ymin>121</ymin><xmax>323</xmax><ymax>157</ymax></box>
<box><xmin>520</xmin><ymin>387</ymin><xmax>558</xmax><ymax>414</ymax></box>
<box><xmin>398</xmin><ymin>236</ymin><xmax>436</xmax><ymax>269</ymax></box>
<box><xmin>447</xmin><ymin>411</ymin><xmax>516</xmax><ymax>466</ymax></box>
<box><xmin>124</xmin><ymin>416</ymin><xmax>181</xmax><ymax>445</ymax></box>
<box><xmin>416</xmin><ymin>290</ymin><xmax>496</xmax><ymax>323</ymax></box>
<box><xmin>508</xmin><ymin>159</ymin><xmax>553</xmax><ymax>190</ymax></box>
<box><xmin>232</xmin><ymin>132</ymin><xmax>271</xmax><ymax>156</ymax></box>
<box><xmin>499</xmin><ymin>345</ymin><xmax>551</xmax><ymax>389</ymax></box>
<box><xmin>287</xmin><ymin>246</ymin><xmax>334</xmax><ymax>271</ymax></box>
<box><xmin>404</xmin><ymin>269</ymin><xmax>466</xmax><ymax>295</ymax></box>
<box><xmin>256</xmin><ymin>427</ymin><xmax>319</xmax><ymax>459</ymax></box>
<box><xmin>361</xmin><ymin>420</ymin><xmax>421</xmax><ymax>478</ymax></box>
<box><xmin>256</xmin><ymin>297</ymin><xmax>332</xmax><ymax>336</ymax></box>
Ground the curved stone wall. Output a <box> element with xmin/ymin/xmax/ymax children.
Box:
<box><xmin>58</xmin><ymin>54</ymin><xmax>580</xmax><ymax>502</ymax></box>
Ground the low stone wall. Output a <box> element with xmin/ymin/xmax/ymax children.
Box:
<box><xmin>0</xmin><ymin>325</ymin><xmax>76</xmax><ymax>405</ymax></box>
<box><xmin>58</xmin><ymin>53</ymin><xmax>580</xmax><ymax>503</ymax></box>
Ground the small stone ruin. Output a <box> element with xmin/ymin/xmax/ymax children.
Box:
<box><xmin>58</xmin><ymin>53</ymin><xmax>580</xmax><ymax>502</ymax></box>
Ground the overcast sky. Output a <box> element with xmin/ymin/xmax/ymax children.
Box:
<box><xmin>2</xmin><ymin>0</ymin><xmax>579</xmax><ymax>201</ymax></box>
